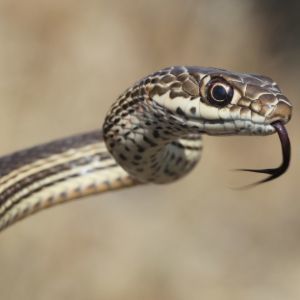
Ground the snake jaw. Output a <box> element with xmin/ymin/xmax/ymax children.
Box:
<box><xmin>238</xmin><ymin>121</ymin><xmax>291</xmax><ymax>187</ymax></box>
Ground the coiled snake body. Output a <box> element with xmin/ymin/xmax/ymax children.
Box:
<box><xmin>0</xmin><ymin>66</ymin><xmax>292</xmax><ymax>231</ymax></box>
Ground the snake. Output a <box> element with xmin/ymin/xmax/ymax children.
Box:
<box><xmin>0</xmin><ymin>66</ymin><xmax>292</xmax><ymax>232</ymax></box>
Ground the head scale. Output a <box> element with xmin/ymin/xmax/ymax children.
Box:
<box><xmin>146</xmin><ymin>66</ymin><xmax>292</xmax><ymax>136</ymax></box>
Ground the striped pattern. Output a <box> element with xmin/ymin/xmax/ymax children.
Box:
<box><xmin>0</xmin><ymin>131</ymin><xmax>136</xmax><ymax>231</ymax></box>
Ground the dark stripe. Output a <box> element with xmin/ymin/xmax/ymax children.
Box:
<box><xmin>0</xmin><ymin>162</ymin><xmax>119</xmax><ymax>219</ymax></box>
<box><xmin>0</xmin><ymin>141</ymin><xmax>106</xmax><ymax>188</ymax></box>
<box><xmin>0</xmin><ymin>152</ymin><xmax>112</xmax><ymax>206</ymax></box>
<box><xmin>171</xmin><ymin>141</ymin><xmax>202</xmax><ymax>151</ymax></box>
<box><xmin>0</xmin><ymin>130</ymin><xmax>103</xmax><ymax>177</ymax></box>
<box><xmin>182</xmin><ymin>135</ymin><xmax>202</xmax><ymax>141</ymax></box>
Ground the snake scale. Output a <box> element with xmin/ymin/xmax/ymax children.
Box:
<box><xmin>0</xmin><ymin>66</ymin><xmax>292</xmax><ymax>232</ymax></box>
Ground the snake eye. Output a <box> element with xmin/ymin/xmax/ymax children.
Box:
<box><xmin>206</xmin><ymin>79</ymin><xmax>233</xmax><ymax>107</ymax></box>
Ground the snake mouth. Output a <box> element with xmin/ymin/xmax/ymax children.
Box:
<box><xmin>239</xmin><ymin>121</ymin><xmax>291</xmax><ymax>187</ymax></box>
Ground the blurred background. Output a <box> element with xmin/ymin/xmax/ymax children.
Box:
<box><xmin>0</xmin><ymin>0</ymin><xmax>299</xmax><ymax>299</ymax></box>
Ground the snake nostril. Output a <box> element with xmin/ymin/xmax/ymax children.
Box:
<box><xmin>267</xmin><ymin>101</ymin><xmax>292</xmax><ymax>123</ymax></box>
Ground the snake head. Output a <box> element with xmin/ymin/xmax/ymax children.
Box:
<box><xmin>148</xmin><ymin>66</ymin><xmax>293</xmax><ymax>185</ymax></box>
<box><xmin>148</xmin><ymin>66</ymin><xmax>292</xmax><ymax>136</ymax></box>
<box><xmin>199</xmin><ymin>70</ymin><xmax>292</xmax><ymax>135</ymax></box>
<box><xmin>211</xmin><ymin>70</ymin><xmax>292</xmax><ymax>186</ymax></box>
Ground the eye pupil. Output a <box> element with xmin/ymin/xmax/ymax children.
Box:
<box><xmin>212</xmin><ymin>85</ymin><xmax>227</xmax><ymax>101</ymax></box>
<box><xmin>206</xmin><ymin>79</ymin><xmax>233</xmax><ymax>107</ymax></box>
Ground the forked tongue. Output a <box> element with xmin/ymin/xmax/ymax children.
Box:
<box><xmin>238</xmin><ymin>121</ymin><xmax>291</xmax><ymax>187</ymax></box>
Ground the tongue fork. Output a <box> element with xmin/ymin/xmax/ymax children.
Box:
<box><xmin>238</xmin><ymin>121</ymin><xmax>291</xmax><ymax>187</ymax></box>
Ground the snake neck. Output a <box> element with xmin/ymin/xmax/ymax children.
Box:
<box><xmin>103</xmin><ymin>86</ymin><xmax>203</xmax><ymax>184</ymax></box>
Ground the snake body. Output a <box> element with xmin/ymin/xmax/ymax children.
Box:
<box><xmin>0</xmin><ymin>66</ymin><xmax>292</xmax><ymax>231</ymax></box>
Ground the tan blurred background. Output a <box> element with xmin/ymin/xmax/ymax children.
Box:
<box><xmin>0</xmin><ymin>0</ymin><xmax>299</xmax><ymax>299</ymax></box>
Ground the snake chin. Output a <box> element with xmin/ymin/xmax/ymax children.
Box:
<box><xmin>192</xmin><ymin>121</ymin><xmax>276</xmax><ymax>136</ymax></box>
<box><xmin>237</xmin><ymin>122</ymin><xmax>275</xmax><ymax>136</ymax></box>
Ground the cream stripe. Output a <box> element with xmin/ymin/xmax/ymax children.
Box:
<box><xmin>0</xmin><ymin>141</ymin><xmax>106</xmax><ymax>185</ymax></box>
<box><xmin>0</xmin><ymin>142</ymin><xmax>108</xmax><ymax>193</ymax></box>
<box><xmin>0</xmin><ymin>164</ymin><xmax>134</xmax><ymax>231</ymax></box>
<box><xmin>0</xmin><ymin>154</ymin><xmax>116</xmax><ymax>215</ymax></box>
